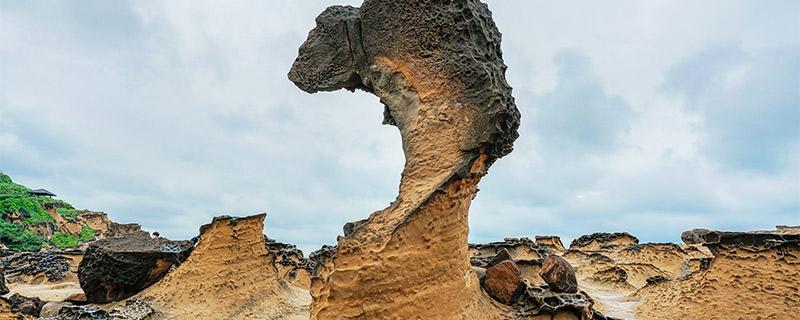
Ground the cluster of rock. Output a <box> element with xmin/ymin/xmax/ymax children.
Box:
<box><xmin>469</xmin><ymin>238</ymin><xmax>611</xmax><ymax>320</ymax></box>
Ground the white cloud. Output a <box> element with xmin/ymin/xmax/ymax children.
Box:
<box><xmin>1</xmin><ymin>1</ymin><xmax>798</xmax><ymax>253</ymax></box>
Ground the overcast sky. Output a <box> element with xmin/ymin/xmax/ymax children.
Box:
<box><xmin>1</xmin><ymin>1</ymin><xmax>798</xmax><ymax>254</ymax></box>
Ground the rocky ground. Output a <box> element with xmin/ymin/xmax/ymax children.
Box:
<box><xmin>0</xmin><ymin>221</ymin><xmax>795</xmax><ymax>319</ymax></box>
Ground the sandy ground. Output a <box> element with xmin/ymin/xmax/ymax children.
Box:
<box><xmin>579</xmin><ymin>282</ymin><xmax>636</xmax><ymax>320</ymax></box>
<box><xmin>5</xmin><ymin>282</ymin><xmax>82</xmax><ymax>302</ymax></box>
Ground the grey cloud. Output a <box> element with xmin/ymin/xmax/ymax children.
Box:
<box><xmin>533</xmin><ymin>50</ymin><xmax>634</xmax><ymax>154</ymax></box>
<box><xmin>663</xmin><ymin>45</ymin><xmax>800</xmax><ymax>172</ymax></box>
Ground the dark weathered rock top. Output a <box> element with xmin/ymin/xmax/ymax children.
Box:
<box><xmin>288</xmin><ymin>0</ymin><xmax>520</xmax><ymax>160</ymax></box>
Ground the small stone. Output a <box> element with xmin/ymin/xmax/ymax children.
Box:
<box><xmin>482</xmin><ymin>260</ymin><xmax>524</xmax><ymax>305</ymax></box>
<box><xmin>539</xmin><ymin>255</ymin><xmax>578</xmax><ymax>293</ymax></box>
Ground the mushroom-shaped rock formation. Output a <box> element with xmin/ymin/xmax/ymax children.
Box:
<box><xmin>136</xmin><ymin>214</ymin><xmax>308</xmax><ymax>319</ymax></box>
<box><xmin>289</xmin><ymin>1</ymin><xmax>521</xmax><ymax>319</ymax></box>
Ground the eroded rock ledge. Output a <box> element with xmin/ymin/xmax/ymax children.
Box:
<box><xmin>137</xmin><ymin>214</ymin><xmax>302</xmax><ymax>319</ymax></box>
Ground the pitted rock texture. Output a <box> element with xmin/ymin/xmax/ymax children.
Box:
<box><xmin>290</xmin><ymin>0</ymin><xmax>519</xmax><ymax>319</ymax></box>
<box><xmin>3</xmin><ymin>293</ymin><xmax>44</xmax><ymax>317</ymax></box>
<box><xmin>635</xmin><ymin>230</ymin><xmax>800</xmax><ymax>319</ymax></box>
<box><xmin>535</xmin><ymin>236</ymin><xmax>566</xmax><ymax>253</ymax></box>
<box><xmin>569</xmin><ymin>233</ymin><xmax>639</xmax><ymax>251</ymax></box>
<box><xmin>137</xmin><ymin>214</ymin><xmax>307</xmax><ymax>319</ymax></box>
<box><xmin>2</xmin><ymin>251</ymin><xmax>72</xmax><ymax>283</ymax></box>
<box><xmin>681</xmin><ymin>228</ymin><xmax>800</xmax><ymax>246</ymax></box>
<box><xmin>514</xmin><ymin>287</ymin><xmax>612</xmax><ymax>320</ymax></box>
<box><xmin>265</xmin><ymin>236</ymin><xmax>314</xmax><ymax>289</ymax></box>
<box><xmin>78</xmin><ymin>233</ymin><xmax>193</xmax><ymax>303</ymax></box>
<box><xmin>470</xmin><ymin>238</ymin><xmax>549</xmax><ymax>265</ymax></box>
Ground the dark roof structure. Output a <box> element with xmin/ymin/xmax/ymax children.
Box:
<box><xmin>28</xmin><ymin>189</ymin><xmax>56</xmax><ymax>197</ymax></box>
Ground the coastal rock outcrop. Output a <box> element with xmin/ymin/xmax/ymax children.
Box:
<box><xmin>290</xmin><ymin>0</ymin><xmax>521</xmax><ymax>318</ymax></box>
<box><xmin>635</xmin><ymin>228</ymin><xmax>800</xmax><ymax>319</ymax></box>
<box><xmin>77</xmin><ymin>233</ymin><xmax>193</xmax><ymax>303</ymax></box>
<box><xmin>136</xmin><ymin>214</ymin><xmax>308</xmax><ymax>319</ymax></box>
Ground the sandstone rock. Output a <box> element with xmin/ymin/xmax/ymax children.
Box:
<box><xmin>482</xmin><ymin>260</ymin><xmax>524</xmax><ymax>305</ymax></box>
<box><xmin>570</xmin><ymin>232</ymin><xmax>639</xmax><ymax>251</ymax></box>
<box><xmin>645</xmin><ymin>275</ymin><xmax>669</xmax><ymax>286</ymax></box>
<box><xmin>342</xmin><ymin>218</ymin><xmax>368</xmax><ymax>237</ymax></box>
<box><xmin>290</xmin><ymin>0</ymin><xmax>520</xmax><ymax>318</ymax></box>
<box><xmin>472</xmin><ymin>266</ymin><xmax>486</xmax><ymax>282</ymax></box>
<box><xmin>470</xmin><ymin>238</ymin><xmax>548</xmax><ymax>268</ymax></box>
<box><xmin>136</xmin><ymin>214</ymin><xmax>298</xmax><ymax>319</ymax></box>
<box><xmin>588</xmin><ymin>266</ymin><xmax>635</xmax><ymax>290</ymax></box>
<box><xmin>536</xmin><ymin>235</ymin><xmax>566</xmax><ymax>253</ymax></box>
<box><xmin>63</xmin><ymin>293</ymin><xmax>86</xmax><ymax>304</ymax></box>
<box><xmin>517</xmin><ymin>286</ymin><xmax>612</xmax><ymax>319</ymax></box>
<box><xmin>540</xmin><ymin>255</ymin><xmax>578</xmax><ymax>293</ymax></box>
<box><xmin>265</xmin><ymin>236</ymin><xmax>314</xmax><ymax>288</ymax></box>
<box><xmin>39</xmin><ymin>301</ymin><xmax>72</xmax><ymax>318</ymax></box>
<box><xmin>107</xmin><ymin>299</ymin><xmax>154</xmax><ymax>320</ymax></box>
<box><xmin>680</xmin><ymin>228</ymin><xmax>800</xmax><ymax>246</ymax></box>
<box><xmin>1</xmin><ymin>251</ymin><xmax>72</xmax><ymax>283</ymax></box>
<box><xmin>40</xmin><ymin>305</ymin><xmax>109</xmax><ymax>320</ymax></box>
<box><xmin>78</xmin><ymin>232</ymin><xmax>193</xmax><ymax>303</ymax></box>
<box><xmin>4</xmin><ymin>293</ymin><xmax>45</xmax><ymax>317</ymax></box>
<box><xmin>636</xmin><ymin>228</ymin><xmax>800</xmax><ymax>319</ymax></box>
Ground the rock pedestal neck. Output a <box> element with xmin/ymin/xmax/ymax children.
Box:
<box><xmin>289</xmin><ymin>1</ymin><xmax>520</xmax><ymax>319</ymax></box>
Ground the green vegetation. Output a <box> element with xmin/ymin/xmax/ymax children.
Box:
<box><xmin>49</xmin><ymin>232</ymin><xmax>79</xmax><ymax>248</ymax></box>
<box><xmin>78</xmin><ymin>225</ymin><xmax>97</xmax><ymax>242</ymax></box>
<box><xmin>0</xmin><ymin>171</ymin><xmax>85</xmax><ymax>251</ymax></box>
<box><xmin>49</xmin><ymin>226</ymin><xmax>97</xmax><ymax>249</ymax></box>
<box><xmin>0</xmin><ymin>219</ymin><xmax>46</xmax><ymax>251</ymax></box>
<box><xmin>57</xmin><ymin>207</ymin><xmax>79</xmax><ymax>221</ymax></box>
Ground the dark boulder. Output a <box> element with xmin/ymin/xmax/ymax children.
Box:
<box><xmin>539</xmin><ymin>255</ymin><xmax>578</xmax><ymax>293</ymax></box>
<box><xmin>482</xmin><ymin>260</ymin><xmax>524</xmax><ymax>305</ymax></box>
<box><xmin>4</xmin><ymin>293</ymin><xmax>45</xmax><ymax>317</ymax></box>
<box><xmin>78</xmin><ymin>232</ymin><xmax>193</xmax><ymax>303</ymax></box>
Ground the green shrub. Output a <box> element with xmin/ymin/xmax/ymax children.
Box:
<box><xmin>0</xmin><ymin>172</ymin><xmax>12</xmax><ymax>184</ymax></box>
<box><xmin>0</xmin><ymin>219</ymin><xmax>45</xmax><ymax>251</ymax></box>
<box><xmin>78</xmin><ymin>226</ymin><xmax>97</xmax><ymax>242</ymax></box>
<box><xmin>23</xmin><ymin>208</ymin><xmax>55</xmax><ymax>225</ymax></box>
<box><xmin>50</xmin><ymin>232</ymin><xmax>79</xmax><ymax>248</ymax></box>
<box><xmin>57</xmin><ymin>208</ymin><xmax>79</xmax><ymax>221</ymax></box>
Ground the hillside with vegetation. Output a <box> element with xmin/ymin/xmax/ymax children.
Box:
<box><xmin>0</xmin><ymin>172</ymin><xmax>98</xmax><ymax>251</ymax></box>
